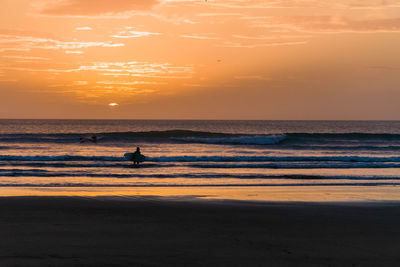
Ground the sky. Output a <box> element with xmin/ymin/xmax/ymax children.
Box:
<box><xmin>1</xmin><ymin>0</ymin><xmax>400</xmax><ymax>119</ymax></box>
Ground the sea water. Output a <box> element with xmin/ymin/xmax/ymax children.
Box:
<box><xmin>0</xmin><ymin>120</ymin><xmax>400</xmax><ymax>200</ymax></box>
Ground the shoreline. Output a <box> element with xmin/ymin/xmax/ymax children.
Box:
<box><xmin>1</xmin><ymin>195</ymin><xmax>400</xmax><ymax>266</ymax></box>
<box><xmin>1</xmin><ymin>185</ymin><xmax>400</xmax><ymax>203</ymax></box>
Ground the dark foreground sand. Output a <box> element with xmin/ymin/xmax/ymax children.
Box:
<box><xmin>0</xmin><ymin>196</ymin><xmax>399</xmax><ymax>267</ymax></box>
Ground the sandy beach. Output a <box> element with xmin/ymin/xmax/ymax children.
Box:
<box><xmin>0</xmin><ymin>195</ymin><xmax>399</xmax><ymax>267</ymax></box>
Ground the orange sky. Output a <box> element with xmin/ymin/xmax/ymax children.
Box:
<box><xmin>1</xmin><ymin>0</ymin><xmax>400</xmax><ymax>119</ymax></box>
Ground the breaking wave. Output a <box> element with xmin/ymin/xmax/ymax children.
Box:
<box><xmin>174</xmin><ymin>135</ymin><xmax>286</xmax><ymax>145</ymax></box>
<box><xmin>1</xmin><ymin>130</ymin><xmax>399</xmax><ymax>146</ymax></box>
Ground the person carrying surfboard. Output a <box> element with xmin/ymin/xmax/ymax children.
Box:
<box><xmin>132</xmin><ymin>147</ymin><xmax>142</xmax><ymax>167</ymax></box>
<box><xmin>124</xmin><ymin>147</ymin><xmax>146</xmax><ymax>167</ymax></box>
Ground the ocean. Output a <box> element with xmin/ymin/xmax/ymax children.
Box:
<box><xmin>1</xmin><ymin>119</ymin><xmax>400</xmax><ymax>199</ymax></box>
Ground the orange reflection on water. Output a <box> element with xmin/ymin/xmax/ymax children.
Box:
<box><xmin>1</xmin><ymin>186</ymin><xmax>400</xmax><ymax>203</ymax></box>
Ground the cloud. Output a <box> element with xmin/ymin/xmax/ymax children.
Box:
<box><xmin>182</xmin><ymin>0</ymin><xmax>400</xmax><ymax>10</ymax></box>
<box><xmin>217</xmin><ymin>40</ymin><xmax>308</xmax><ymax>48</ymax></box>
<box><xmin>348</xmin><ymin>1</ymin><xmax>400</xmax><ymax>10</ymax></box>
<box><xmin>214</xmin><ymin>33</ymin><xmax>309</xmax><ymax>48</ymax></box>
<box><xmin>75</xmin><ymin>27</ymin><xmax>93</xmax><ymax>31</ymax></box>
<box><xmin>232</xmin><ymin>34</ymin><xmax>311</xmax><ymax>40</ymax></box>
<box><xmin>251</xmin><ymin>16</ymin><xmax>400</xmax><ymax>33</ymax></box>
<box><xmin>0</xmin><ymin>61</ymin><xmax>194</xmax><ymax>81</ymax></box>
<box><xmin>65</xmin><ymin>50</ymin><xmax>84</xmax><ymax>54</ymax></box>
<box><xmin>200</xmin><ymin>0</ymin><xmax>334</xmax><ymax>10</ymax></box>
<box><xmin>196</xmin><ymin>13</ymin><xmax>243</xmax><ymax>17</ymax></box>
<box><xmin>0</xmin><ymin>47</ymin><xmax>31</xmax><ymax>53</ymax></box>
<box><xmin>2</xmin><ymin>55</ymin><xmax>50</xmax><ymax>60</ymax></box>
<box><xmin>73</xmin><ymin>81</ymin><xmax>88</xmax><ymax>85</ymax></box>
<box><xmin>97</xmin><ymin>81</ymin><xmax>166</xmax><ymax>85</ymax></box>
<box><xmin>78</xmin><ymin>61</ymin><xmax>194</xmax><ymax>78</ymax></box>
<box><xmin>290</xmin><ymin>16</ymin><xmax>400</xmax><ymax>33</ymax></box>
<box><xmin>0</xmin><ymin>66</ymin><xmax>78</xmax><ymax>73</ymax></box>
<box><xmin>40</xmin><ymin>0</ymin><xmax>159</xmax><ymax>16</ymax></box>
<box><xmin>0</xmin><ymin>34</ymin><xmax>124</xmax><ymax>52</ymax></box>
<box><xmin>112</xmin><ymin>30</ymin><xmax>160</xmax><ymax>38</ymax></box>
<box><xmin>180</xmin><ymin>34</ymin><xmax>219</xmax><ymax>40</ymax></box>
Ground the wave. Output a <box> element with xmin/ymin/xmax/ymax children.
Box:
<box><xmin>188</xmin><ymin>162</ymin><xmax>400</xmax><ymax>169</ymax></box>
<box><xmin>2</xmin><ymin>161</ymin><xmax>400</xmax><ymax>169</ymax></box>
<box><xmin>149</xmin><ymin>155</ymin><xmax>400</xmax><ymax>163</ymax></box>
<box><xmin>288</xmin><ymin>133</ymin><xmax>400</xmax><ymax>140</ymax></box>
<box><xmin>2</xmin><ymin>154</ymin><xmax>400</xmax><ymax>163</ymax></box>
<box><xmin>281</xmin><ymin>145</ymin><xmax>400</xmax><ymax>151</ymax></box>
<box><xmin>0</xmin><ymin>130</ymin><xmax>237</xmax><ymax>143</ymax></box>
<box><xmin>0</xmin><ymin>130</ymin><xmax>286</xmax><ymax>145</ymax></box>
<box><xmin>0</xmin><ymin>155</ymin><xmax>123</xmax><ymax>161</ymax></box>
<box><xmin>0</xmin><ymin>161</ymin><xmax>164</xmax><ymax>168</ymax></box>
<box><xmin>0</xmin><ymin>183</ymin><xmax>398</xmax><ymax>187</ymax></box>
<box><xmin>0</xmin><ymin>168</ymin><xmax>399</xmax><ymax>180</ymax></box>
<box><xmin>174</xmin><ymin>135</ymin><xmax>286</xmax><ymax>145</ymax></box>
<box><xmin>2</xmin><ymin>130</ymin><xmax>400</xmax><ymax>146</ymax></box>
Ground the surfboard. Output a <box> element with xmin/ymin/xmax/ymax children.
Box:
<box><xmin>124</xmin><ymin>153</ymin><xmax>146</xmax><ymax>162</ymax></box>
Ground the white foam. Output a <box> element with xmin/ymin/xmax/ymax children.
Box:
<box><xmin>175</xmin><ymin>135</ymin><xmax>286</xmax><ymax>145</ymax></box>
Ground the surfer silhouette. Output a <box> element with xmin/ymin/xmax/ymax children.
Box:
<box><xmin>132</xmin><ymin>147</ymin><xmax>142</xmax><ymax>167</ymax></box>
<box><xmin>79</xmin><ymin>134</ymin><xmax>97</xmax><ymax>143</ymax></box>
<box><xmin>124</xmin><ymin>147</ymin><xmax>146</xmax><ymax>167</ymax></box>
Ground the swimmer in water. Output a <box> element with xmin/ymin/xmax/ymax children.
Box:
<box><xmin>79</xmin><ymin>134</ymin><xmax>97</xmax><ymax>143</ymax></box>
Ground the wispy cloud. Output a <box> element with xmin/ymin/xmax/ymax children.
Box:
<box><xmin>348</xmin><ymin>1</ymin><xmax>400</xmax><ymax>10</ymax></box>
<box><xmin>190</xmin><ymin>0</ymin><xmax>400</xmax><ymax>11</ymax></box>
<box><xmin>65</xmin><ymin>50</ymin><xmax>84</xmax><ymax>54</ymax></box>
<box><xmin>0</xmin><ymin>34</ymin><xmax>124</xmax><ymax>52</ymax></box>
<box><xmin>199</xmin><ymin>0</ymin><xmax>333</xmax><ymax>10</ymax></box>
<box><xmin>250</xmin><ymin>16</ymin><xmax>400</xmax><ymax>33</ymax></box>
<box><xmin>75</xmin><ymin>26</ymin><xmax>93</xmax><ymax>31</ymax></box>
<box><xmin>78</xmin><ymin>61</ymin><xmax>194</xmax><ymax>78</ymax></box>
<box><xmin>180</xmin><ymin>34</ymin><xmax>219</xmax><ymax>40</ymax></box>
<box><xmin>217</xmin><ymin>40</ymin><xmax>308</xmax><ymax>48</ymax></box>
<box><xmin>214</xmin><ymin>33</ymin><xmax>310</xmax><ymax>48</ymax></box>
<box><xmin>1</xmin><ymin>60</ymin><xmax>195</xmax><ymax>80</ymax></box>
<box><xmin>0</xmin><ymin>66</ymin><xmax>78</xmax><ymax>73</ymax></box>
<box><xmin>112</xmin><ymin>30</ymin><xmax>161</xmax><ymax>38</ymax></box>
<box><xmin>40</xmin><ymin>0</ymin><xmax>159</xmax><ymax>16</ymax></box>
<box><xmin>232</xmin><ymin>34</ymin><xmax>311</xmax><ymax>40</ymax></box>
<box><xmin>2</xmin><ymin>55</ymin><xmax>50</xmax><ymax>60</ymax></box>
<box><xmin>73</xmin><ymin>81</ymin><xmax>89</xmax><ymax>85</ymax></box>
<box><xmin>0</xmin><ymin>47</ymin><xmax>31</xmax><ymax>53</ymax></box>
<box><xmin>96</xmin><ymin>81</ymin><xmax>166</xmax><ymax>85</ymax></box>
<box><xmin>196</xmin><ymin>12</ymin><xmax>243</xmax><ymax>17</ymax></box>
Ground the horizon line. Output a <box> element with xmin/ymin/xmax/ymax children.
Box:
<box><xmin>0</xmin><ymin>118</ymin><xmax>399</xmax><ymax>122</ymax></box>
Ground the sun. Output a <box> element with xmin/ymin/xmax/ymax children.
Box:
<box><xmin>108</xmin><ymin>103</ymin><xmax>119</xmax><ymax>107</ymax></box>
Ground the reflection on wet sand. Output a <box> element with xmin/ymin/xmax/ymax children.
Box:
<box><xmin>2</xmin><ymin>186</ymin><xmax>400</xmax><ymax>203</ymax></box>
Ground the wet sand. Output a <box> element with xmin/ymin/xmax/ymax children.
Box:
<box><xmin>0</xmin><ymin>196</ymin><xmax>399</xmax><ymax>266</ymax></box>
